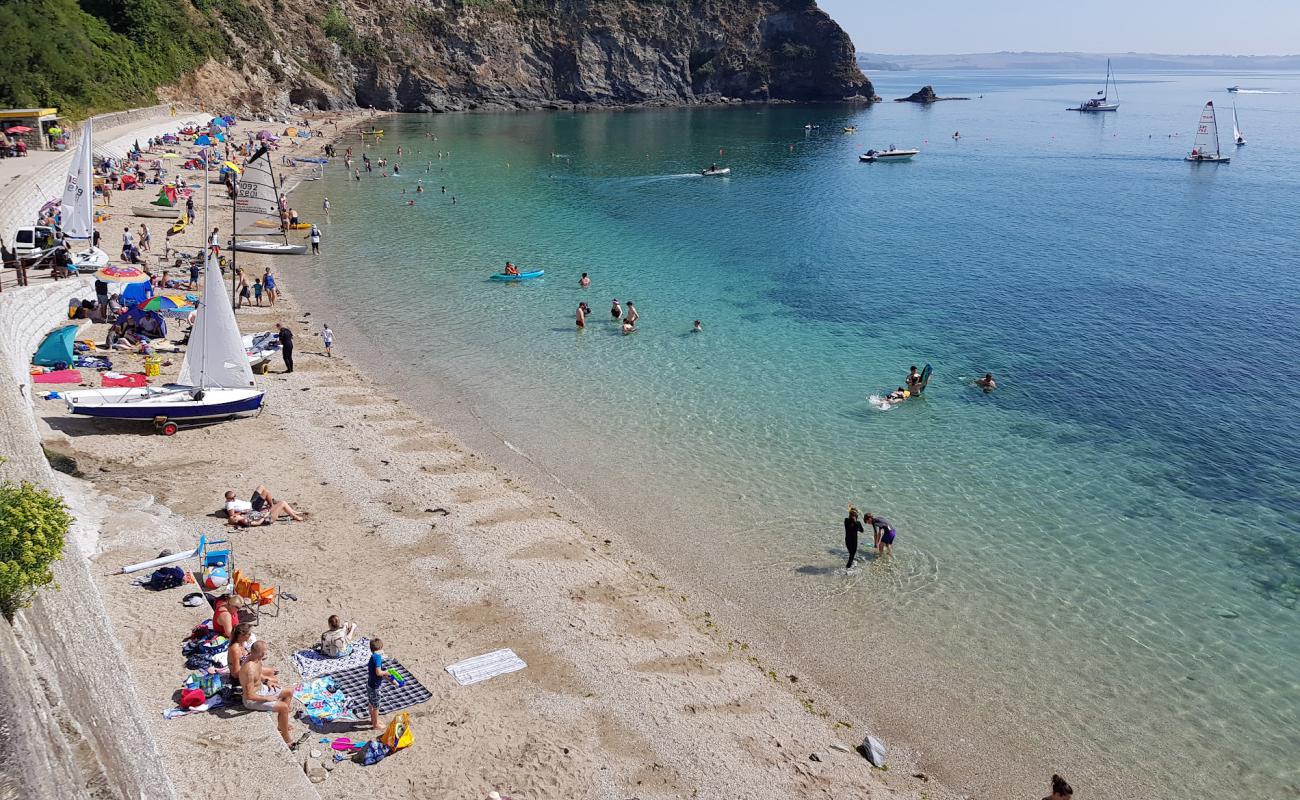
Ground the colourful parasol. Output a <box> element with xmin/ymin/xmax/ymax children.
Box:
<box><xmin>221</xmin><ymin>161</ymin><xmax>242</xmax><ymax>174</ymax></box>
<box><xmin>135</xmin><ymin>293</ymin><xmax>198</xmax><ymax>314</ymax></box>
<box><xmin>95</xmin><ymin>265</ymin><xmax>151</xmax><ymax>284</ymax></box>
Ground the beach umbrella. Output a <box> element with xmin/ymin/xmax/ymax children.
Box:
<box><xmin>95</xmin><ymin>265</ymin><xmax>150</xmax><ymax>284</ymax></box>
<box><xmin>256</xmin><ymin>129</ymin><xmax>271</xmax><ymax>140</ymax></box>
<box><xmin>136</xmin><ymin>293</ymin><xmax>198</xmax><ymax>314</ymax></box>
<box><xmin>221</xmin><ymin>161</ymin><xmax>242</xmax><ymax>174</ymax></box>
<box><xmin>5</xmin><ymin>125</ymin><xmax>32</xmax><ymax>134</ymax></box>
<box><xmin>209</xmin><ymin>117</ymin><xmax>227</xmax><ymax>129</ymax></box>
<box><xmin>194</xmin><ymin>135</ymin><xmax>213</xmax><ymax>146</ymax></box>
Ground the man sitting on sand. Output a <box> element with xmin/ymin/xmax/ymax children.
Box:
<box><xmin>240</xmin><ymin>641</ymin><xmax>295</xmax><ymax>747</ymax></box>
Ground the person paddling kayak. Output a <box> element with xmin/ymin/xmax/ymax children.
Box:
<box><xmin>503</xmin><ymin>262</ymin><xmax>520</xmax><ymax>277</ymax></box>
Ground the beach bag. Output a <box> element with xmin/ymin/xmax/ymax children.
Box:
<box><xmin>361</xmin><ymin>739</ymin><xmax>390</xmax><ymax>766</ymax></box>
<box><xmin>380</xmin><ymin>711</ymin><xmax>413</xmax><ymax>752</ymax></box>
<box><xmin>147</xmin><ymin>566</ymin><xmax>185</xmax><ymax>591</ymax></box>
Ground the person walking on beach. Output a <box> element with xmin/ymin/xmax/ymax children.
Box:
<box><xmin>844</xmin><ymin>506</ymin><xmax>865</xmax><ymax>569</ymax></box>
<box><xmin>253</xmin><ymin>278</ymin><xmax>263</xmax><ymax>306</ymax></box>
<box><xmin>263</xmin><ymin>268</ymin><xmax>277</xmax><ymax>306</ymax></box>
<box><xmin>865</xmin><ymin>513</ymin><xmax>896</xmax><ymax>556</ymax></box>
<box><xmin>122</xmin><ymin>226</ymin><xmax>133</xmax><ymax>250</ymax></box>
<box><xmin>610</xmin><ymin>299</ymin><xmax>622</xmax><ymax>320</ymax></box>
<box><xmin>186</xmin><ymin>195</ymin><xmax>195</xmax><ymax>223</ymax></box>
<box><xmin>276</xmin><ymin>323</ymin><xmax>294</xmax><ymax>373</ymax></box>
<box><xmin>209</xmin><ymin>226</ymin><xmax>221</xmax><ymax>255</ymax></box>
<box><xmin>323</xmin><ymin>197</ymin><xmax>331</xmax><ymax>216</ymax></box>
<box><xmin>1043</xmin><ymin>774</ymin><xmax>1073</xmax><ymax>800</ymax></box>
<box><xmin>368</xmin><ymin>638</ymin><xmax>396</xmax><ymax>730</ymax></box>
<box><xmin>308</xmin><ymin>224</ymin><xmax>321</xmax><ymax>255</ymax></box>
<box><xmin>237</xmin><ymin>274</ymin><xmax>251</xmax><ymax>308</ymax></box>
<box><xmin>322</xmin><ymin>324</ymin><xmax>333</xmax><ymax>357</ymax></box>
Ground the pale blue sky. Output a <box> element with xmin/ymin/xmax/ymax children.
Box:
<box><xmin>818</xmin><ymin>0</ymin><xmax>1300</xmax><ymax>56</ymax></box>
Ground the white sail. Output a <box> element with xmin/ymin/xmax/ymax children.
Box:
<box><xmin>1232</xmin><ymin>104</ymin><xmax>1244</xmax><ymax>143</ymax></box>
<box><xmin>177</xmin><ymin>253</ymin><xmax>255</xmax><ymax>389</ymax></box>
<box><xmin>233</xmin><ymin>147</ymin><xmax>280</xmax><ymax>234</ymax></box>
<box><xmin>60</xmin><ymin>120</ymin><xmax>94</xmax><ymax>240</ymax></box>
<box><xmin>1191</xmin><ymin>101</ymin><xmax>1221</xmax><ymax>158</ymax></box>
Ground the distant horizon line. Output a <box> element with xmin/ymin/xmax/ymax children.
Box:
<box><xmin>862</xmin><ymin>49</ymin><xmax>1300</xmax><ymax>59</ymax></box>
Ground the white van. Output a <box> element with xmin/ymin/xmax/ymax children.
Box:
<box><xmin>10</xmin><ymin>225</ymin><xmax>55</xmax><ymax>259</ymax></box>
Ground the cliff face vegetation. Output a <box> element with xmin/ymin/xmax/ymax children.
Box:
<box><xmin>1</xmin><ymin>0</ymin><xmax>873</xmax><ymax>117</ymax></box>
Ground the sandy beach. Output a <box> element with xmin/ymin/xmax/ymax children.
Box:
<box><xmin>29</xmin><ymin>114</ymin><xmax>944</xmax><ymax>799</ymax></box>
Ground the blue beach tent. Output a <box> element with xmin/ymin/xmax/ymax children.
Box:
<box><xmin>33</xmin><ymin>324</ymin><xmax>77</xmax><ymax>367</ymax></box>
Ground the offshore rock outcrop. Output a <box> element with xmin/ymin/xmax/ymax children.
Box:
<box><xmin>160</xmin><ymin>0</ymin><xmax>876</xmax><ymax>113</ymax></box>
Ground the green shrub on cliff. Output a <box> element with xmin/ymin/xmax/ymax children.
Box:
<box><xmin>0</xmin><ymin>0</ymin><xmax>217</xmax><ymax>118</ymax></box>
<box><xmin>0</xmin><ymin>478</ymin><xmax>72</xmax><ymax>621</ymax></box>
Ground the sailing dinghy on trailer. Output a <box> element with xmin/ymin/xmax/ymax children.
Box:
<box><xmin>62</xmin><ymin>251</ymin><xmax>264</xmax><ymax>434</ymax></box>
<box><xmin>61</xmin><ymin>120</ymin><xmax>109</xmax><ymax>270</ymax></box>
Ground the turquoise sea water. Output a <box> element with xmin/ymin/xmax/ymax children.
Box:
<box><xmin>288</xmin><ymin>71</ymin><xmax>1299</xmax><ymax>798</ymax></box>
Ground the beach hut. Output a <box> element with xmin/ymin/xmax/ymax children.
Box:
<box><xmin>33</xmin><ymin>324</ymin><xmax>77</xmax><ymax>367</ymax></box>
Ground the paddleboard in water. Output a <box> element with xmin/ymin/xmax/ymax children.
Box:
<box><xmin>917</xmin><ymin>363</ymin><xmax>932</xmax><ymax>395</ymax></box>
<box><xmin>489</xmin><ymin>270</ymin><xmax>545</xmax><ymax>282</ymax></box>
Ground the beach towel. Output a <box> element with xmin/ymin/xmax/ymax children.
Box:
<box><xmin>445</xmin><ymin>649</ymin><xmax>527</xmax><ymax>687</ymax></box>
<box><xmin>325</xmin><ymin>657</ymin><xmax>431</xmax><ymax>716</ymax></box>
<box><xmin>291</xmin><ymin>637</ymin><xmax>371</xmax><ymax>680</ymax></box>
<box><xmin>32</xmin><ymin>369</ymin><xmax>82</xmax><ymax>384</ymax></box>
<box><xmin>162</xmin><ymin>694</ymin><xmax>225</xmax><ymax>720</ymax></box>
<box><xmin>74</xmin><ymin>356</ymin><xmax>112</xmax><ymax>370</ymax></box>
<box><xmin>293</xmin><ymin>677</ymin><xmax>356</xmax><ymax>724</ymax></box>
<box><xmin>102</xmin><ymin>372</ymin><xmax>147</xmax><ymax>388</ymax></box>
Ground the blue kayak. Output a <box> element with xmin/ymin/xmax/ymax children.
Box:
<box><xmin>489</xmin><ymin>270</ymin><xmax>544</xmax><ymax>281</ymax></box>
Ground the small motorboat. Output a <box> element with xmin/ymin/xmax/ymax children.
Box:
<box><xmin>490</xmin><ymin>269</ymin><xmax>545</xmax><ymax>282</ymax></box>
<box><xmin>803</xmin><ymin>124</ymin><xmax>820</xmax><ymax>130</ymax></box>
<box><xmin>233</xmin><ymin>239</ymin><xmax>307</xmax><ymax>255</ymax></box>
<box><xmin>1227</xmin><ymin>85</ymin><xmax>1240</xmax><ymax>93</ymax></box>
<box><xmin>701</xmin><ymin>167</ymin><xmax>731</xmax><ymax>177</ymax></box>
<box><xmin>843</xmin><ymin>126</ymin><xmax>858</xmax><ymax>133</ymax></box>
<box><xmin>859</xmin><ymin>148</ymin><xmax>919</xmax><ymax>163</ymax></box>
<box><xmin>131</xmin><ymin>205</ymin><xmax>183</xmax><ymax>218</ymax></box>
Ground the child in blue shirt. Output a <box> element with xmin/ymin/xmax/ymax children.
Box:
<box><xmin>368</xmin><ymin>638</ymin><xmax>395</xmax><ymax>729</ymax></box>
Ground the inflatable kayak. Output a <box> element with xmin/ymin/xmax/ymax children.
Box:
<box><xmin>490</xmin><ymin>270</ymin><xmax>544</xmax><ymax>282</ymax></box>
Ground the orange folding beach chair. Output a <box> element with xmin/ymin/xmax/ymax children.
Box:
<box><xmin>233</xmin><ymin>571</ymin><xmax>280</xmax><ymax>619</ymax></box>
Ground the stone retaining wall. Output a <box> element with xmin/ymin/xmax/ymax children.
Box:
<box><xmin>0</xmin><ymin>279</ymin><xmax>176</xmax><ymax>799</ymax></box>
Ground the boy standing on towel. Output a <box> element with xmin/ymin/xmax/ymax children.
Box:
<box><xmin>368</xmin><ymin>638</ymin><xmax>395</xmax><ymax>729</ymax></box>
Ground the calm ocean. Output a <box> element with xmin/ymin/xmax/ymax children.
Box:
<box><xmin>287</xmin><ymin>70</ymin><xmax>1300</xmax><ymax>798</ymax></box>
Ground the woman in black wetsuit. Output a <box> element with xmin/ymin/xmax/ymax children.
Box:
<box><xmin>844</xmin><ymin>507</ymin><xmax>864</xmax><ymax>569</ymax></box>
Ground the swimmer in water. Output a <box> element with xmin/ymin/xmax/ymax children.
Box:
<box><xmin>406</xmin><ymin>200</ymin><xmax>415</xmax><ymax>206</ymax></box>
<box><xmin>976</xmin><ymin>373</ymin><xmax>996</xmax><ymax>391</ymax></box>
<box><xmin>610</xmin><ymin>299</ymin><xmax>622</xmax><ymax>320</ymax></box>
<box><xmin>625</xmin><ymin>301</ymin><xmax>639</xmax><ymax>326</ymax></box>
<box><xmin>575</xmin><ymin>302</ymin><xmax>586</xmax><ymax>328</ymax></box>
<box><xmin>693</xmin><ymin>320</ymin><xmax>703</xmax><ymax>333</ymax></box>
<box><xmin>886</xmin><ymin>387</ymin><xmax>909</xmax><ymax>403</ymax></box>
<box><xmin>579</xmin><ymin>272</ymin><xmax>590</xmax><ymax>288</ymax></box>
<box><xmin>621</xmin><ymin>318</ymin><xmax>636</xmax><ymax>335</ymax></box>
<box><xmin>905</xmin><ymin>365</ymin><xmax>922</xmax><ymax>396</ymax></box>
<box><xmin>504</xmin><ymin>262</ymin><xmax>520</xmax><ymax>277</ymax></box>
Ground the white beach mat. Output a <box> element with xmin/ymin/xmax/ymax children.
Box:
<box><xmin>445</xmin><ymin>648</ymin><xmax>527</xmax><ymax>686</ymax></box>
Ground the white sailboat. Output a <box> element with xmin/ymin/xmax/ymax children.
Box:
<box><xmin>63</xmin><ymin>169</ymin><xmax>264</xmax><ymax>435</ymax></box>
<box><xmin>1232</xmin><ymin>103</ymin><xmax>1246</xmax><ymax>146</ymax></box>
<box><xmin>1186</xmin><ymin>101</ymin><xmax>1230</xmax><ymax>163</ymax></box>
<box><xmin>232</xmin><ymin>144</ymin><xmax>306</xmax><ymax>255</ymax></box>
<box><xmin>1069</xmin><ymin>59</ymin><xmax>1120</xmax><ymax>112</ymax></box>
<box><xmin>61</xmin><ymin>121</ymin><xmax>109</xmax><ymax>270</ymax></box>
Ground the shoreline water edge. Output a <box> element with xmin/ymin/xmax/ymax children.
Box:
<box><xmin>20</xmin><ymin>109</ymin><xmax>966</xmax><ymax>799</ymax></box>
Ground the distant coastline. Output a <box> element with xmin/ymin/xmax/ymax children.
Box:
<box><xmin>859</xmin><ymin>51</ymin><xmax>1300</xmax><ymax>72</ymax></box>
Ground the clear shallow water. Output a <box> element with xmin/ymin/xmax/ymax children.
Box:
<box><xmin>289</xmin><ymin>72</ymin><xmax>1300</xmax><ymax>798</ymax></box>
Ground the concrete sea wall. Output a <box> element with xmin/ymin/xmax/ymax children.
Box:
<box><xmin>0</xmin><ymin>231</ymin><xmax>175</xmax><ymax>798</ymax></box>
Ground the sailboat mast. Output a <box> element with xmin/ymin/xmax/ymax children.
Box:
<box><xmin>267</xmin><ymin>157</ymin><xmax>289</xmax><ymax>246</ymax></box>
<box><xmin>201</xmin><ymin>156</ymin><xmax>210</xmax><ymax>390</ymax></box>
<box><xmin>1108</xmin><ymin>59</ymin><xmax>1118</xmax><ymax>102</ymax></box>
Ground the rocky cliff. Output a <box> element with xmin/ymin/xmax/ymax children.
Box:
<box><xmin>160</xmin><ymin>0</ymin><xmax>875</xmax><ymax>113</ymax></box>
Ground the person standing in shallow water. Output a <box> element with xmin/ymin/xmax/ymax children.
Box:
<box><xmin>843</xmin><ymin>507</ymin><xmax>864</xmax><ymax>569</ymax></box>
<box><xmin>610</xmin><ymin>299</ymin><xmax>622</xmax><ymax>320</ymax></box>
